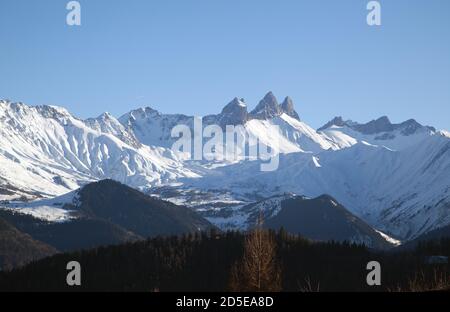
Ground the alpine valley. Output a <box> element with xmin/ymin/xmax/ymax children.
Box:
<box><xmin>1</xmin><ymin>92</ymin><xmax>449</xmax><ymax>269</ymax></box>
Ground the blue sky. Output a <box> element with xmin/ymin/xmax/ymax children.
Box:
<box><xmin>0</xmin><ymin>0</ymin><xmax>449</xmax><ymax>130</ymax></box>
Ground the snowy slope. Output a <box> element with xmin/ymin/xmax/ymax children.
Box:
<box><xmin>0</xmin><ymin>100</ymin><xmax>197</xmax><ymax>200</ymax></box>
<box><xmin>85</xmin><ymin>112</ymin><xmax>141</xmax><ymax>148</ymax></box>
<box><xmin>440</xmin><ymin>130</ymin><xmax>450</xmax><ymax>138</ymax></box>
<box><xmin>1</xmin><ymin>190</ymin><xmax>80</xmax><ymax>222</ymax></box>
<box><xmin>118</xmin><ymin>107</ymin><xmax>195</xmax><ymax>149</ymax></box>
<box><xmin>1</xmin><ymin>95</ymin><xmax>449</xmax><ymax>242</ymax></box>
<box><xmin>185</xmin><ymin>133</ymin><xmax>450</xmax><ymax>240</ymax></box>
<box><xmin>318</xmin><ymin>116</ymin><xmax>437</xmax><ymax>151</ymax></box>
<box><xmin>119</xmin><ymin>94</ymin><xmax>336</xmax><ymax>156</ymax></box>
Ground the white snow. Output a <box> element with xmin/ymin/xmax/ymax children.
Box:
<box><xmin>1</xmin><ymin>98</ymin><xmax>449</xmax><ymax>242</ymax></box>
<box><xmin>319</xmin><ymin>124</ymin><xmax>435</xmax><ymax>151</ymax></box>
<box><xmin>1</xmin><ymin>190</ymin><xmax>80</xmax><ymax>222</ymax></box>
<box><xmin>3</xmin><ymin>206</ymin><xmax>74</xmax><ymax>222</ymax></box>
<box><xmin>439</xmin><ymin>130</ymin><xmax>450</xmax><ymax>138</ymax></box>
<box><xmin>0</xmin><ymin>101</ymin><xmax>199</xmax><ymax>201</ymax></box>
<box><xmin>185</xmin><ymin>135</ymin><xmax>450</xmax><ymax>240</ymax></box>
<box><xmin>312</xmin><ymin>156</ymin><xmax>322</xmax><ymax>168</ymax></box>
<box><xmin>375</xmin><ymin>230</ymin><xmax>402</xmax><ymax>246</ymax></box>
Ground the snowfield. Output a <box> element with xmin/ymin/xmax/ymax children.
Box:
<box><xmin>1</xmin><ymin>95</ymin><xmax>449</xmax><ymax>242</ymax></box>
<box><xmin>1</xmin><ymin>190</ymin><xmax>80</xmax><ymax>222</ymax></box>
<box><xmin>0</xmin><ymin>100</ymin><xmax>200</xmax><ymax>200</ymax></box>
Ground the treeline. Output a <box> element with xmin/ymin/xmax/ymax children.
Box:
<box><xmin>0</xmin><ymin>228</ymin><xmax>449</xmax><ymax>292</ymax></box>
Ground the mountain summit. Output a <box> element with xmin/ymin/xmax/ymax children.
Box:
<box><xmin>0</xmin><ymin>96</ymin><xmax>449</xmax><ymax>243</ymax></box>
<box><xmin>319</xmin><ymin>115</ymin><xmax>429</xmax><ymax>136</ymax></box>
<box><xmin>280</xmin><ymin>96</ymin><xmax>300</xmax><ymax>120</ymax></box>
<box><xmin>216</xmin><ymin>97</ymin><xmax>249</xmax><ymax>126</ymax></box>
<box><xmin>249</xmin><ymin>92</ymin><xmax>300</xmax><ymax>121</ymax></box>
<box><xmin>250</xmin><ymin>92</ymin><xmax>282</xmax><ymax>120</ymax></box>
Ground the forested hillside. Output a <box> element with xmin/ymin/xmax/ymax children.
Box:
<box><xmin>1</xmin><ymin>229</ymin><xmax>449</xmax><ymax>292</ymax></box>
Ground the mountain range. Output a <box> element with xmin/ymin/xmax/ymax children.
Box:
<box><xmin>1</xmin><ymin>92</ymin><xmax>449</xmax><ymax>260</ymax></box>
<box><xmin>0</xmin><ymin>179</ymin><xmax>393</xmax><ymax>270</ymax></box>
<box><xmin>0</xmin><ymin>179</ymin><xmax>215</xmax><ymax>268</ymax></box>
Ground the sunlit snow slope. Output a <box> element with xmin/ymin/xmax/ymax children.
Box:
<box><xmin>1</xmin><ymin>93</ymin><xmax>449</xmax><ymax>242</ymax></box>
<box><xmin>0</xmin><ymin>100</ymin><xmax>198</xmax><ymax>200</ymax></box>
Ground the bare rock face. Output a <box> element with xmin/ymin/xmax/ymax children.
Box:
<box><xmin>85</xmin><ymin>112</ymin><xmax>142</xmax><ymax>148</ymax></box>
<box><xmin>318</xmin><ymin>115</ymin><xmax>428</xmax><ymax>137</ymax></box>
<box><xmin>317</xmin><ymin>116</ymin><xmax>347</xmax><ymax>132</ymax></box>
<box><xmin>250</xmin><ymin>92</ymin><xmax>282</xmax><ymax>120</ymax></box>
<box><xmin>352</xmin><ymin>116</ymin><xmax>394</xmax><ymax>134</ymax></box>
<box><xmin>216</xmin><ymin>97</ymin><xmax>249</xmax><ymax>127</ymax></box>
<box><xmin>280</xmin><ymin>96</ymin><xmax>300</xmax><ymax>120</ymax></box>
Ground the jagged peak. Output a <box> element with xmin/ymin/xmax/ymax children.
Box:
<box><xmin>399</xmin><ymin>118</ymin><xmax>421</xmax><ymax>127</ymax></box>
<box><xmin>222</xmin><ymin>97</ymin><xmax>247</xmax><ymax>112</ymax></box>
<box><xmin>0</xmin><ymin>99</ymin><xmax>11</xmax><ymax>106</ymax></box>
<box><xmin>136</xmin><ymin>106</ymin><xmax>160</xmax><ymax>116</ymax></box>
<box><xmin>40</xmin><ymin>105</ymin><xmax>70</xmax><ymax>113</ymax></box>
<box><xmin>250</xmin><ymin>91</ymin><xmax>282</xmax><ymax>119</ymax></box>
<box><xmin>120</xmin><ymin>106</ymin><xmax>160</xmax><ymax>123</ymax></box>
<box><xmin>351</xmin><ymin>116</ymin><xmax>394</xmax><ymax>134</ymax></box>
<box><xmin>0</xmin><ymin>101</ymin><xmax>75</xmax><ymax>124</ymax></box>
<box><xmin>280</xmin><ymin>96</ymin><xmax>300</xmax><ymax>120</ymax></box>
<box><xmin>352</xmin><ymin>116</ymin><xmax>426</xmax><ymax>135</ymax></box>
<box><xmin>376</xmin><ymin>115</ymin><xmax>391</xmax><ymax>123</ymax></box>
<box><xmin>318</xmin><ymin>116</ymin><xmax>349</xmax><ymax>132</ymax></box>
<box><xmin>263</xmin><ymin>91</ymin><xmax>276</xmax><ymax>99</ymax></box>
<box><xmin>86</xmin><ymin>112</ymin><xmax>121</xmax><ymax>125</ymax></box>
<box><xmin>260</xmin><ymin>91</ymin><xmax>278</xmax><ymax>107</ymax></box>
<box><xmin>281</xmin><ymin>96</ymin><xmax>293</xmax><ymax>107</ymax></box>
<box><xmin>98</xmin><ymin>112</ymin><xmax>114</xmax><ymax>119</ymax></box>
<box><xmin>35</xmin><ymin>105</ymin><xmax>73</xmax><ymax>120</ymax></box>
<box><xmin>1</xmin><ymin>101</ymin><xmax>31</xmax><ymax>111</ymax></box>
<box><xmin>83</xmin><ymin>112</ymin><xmax>141</xmax><ymax>148</ymax></box>
<box><xmin>319</xmin><ymin>115</ymin><xmax>430</xmax><ymax>136</ymax></box>
<box><xmin>216</xmin><ymin>97</ymin><xmax>249</xmax><ymax>126</ymax></box>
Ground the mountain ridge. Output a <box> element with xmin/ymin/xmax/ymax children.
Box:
<box><xmin>1</xmin><ymin>96</ymin><xmax>449</xmax><ymax>243</ymax></box>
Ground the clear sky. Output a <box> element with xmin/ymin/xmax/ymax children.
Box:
<box><xmin>1</xmin><ymin>0</ymin><xmax>449</xmax><ymax>130</ymax></box>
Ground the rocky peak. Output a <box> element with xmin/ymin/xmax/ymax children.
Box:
<box><xmin>118</xmin><ymin>107</ymin><xmax>160</xmax><ymax>126</ymax></box>
<box><xmin>396</xmin><ymin>119</ymin><xmax>431</xmax><ymax>136</ymax></box>
<box><xmin>98</xmin><ymin>112</ymin><xmax>113</xmax><ymax>120</ymax></box>
<box><xmin>317</xmin><ymin>116</ymin><xmax>348</xmax><ymax>132</ymax></box>
<box><xmin>85</xmin><ymin>112</ymin><xmax>141</xmax><ymax>148</ymax></box>
<box><xmin>280</xmin><ymin>96</ymin><xmax>300</xmax><ymax>120</ymax></box>
<box><xmin>318</xmin><ymin>115</ymin><xmax>429</xmax><ymax>137</ymax></box>
<box><xmin>352</xmin><ymin>116</ymin><xmax>394</xmax><ymax>135</ymax></box>
<box><xmin>217</xmin><ymin>97</ymin><xmax>249</xmax><ymax>126</ymax></box>
<box><xmin>36</xmin><ymin>105</ymin><xmax>73</xmax><ymax>121</ymax></box>
<box><xmin>250</xmin><ymin>92</ymin><xmax>282</xmax><ymax>120</ymax></box>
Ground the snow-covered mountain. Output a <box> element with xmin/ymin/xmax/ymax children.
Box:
<box><xmin>1</xmin><ymin>93</ymin><xmax>449</xmax><ymax>243</ymax></box>
<box><xmin>263</xmin><ymin>194</ymin><xmax>396</xmax><ymax>249</ymax></box>
<box><xmin>318</xmin><ymin>115</ymin><xmax>437</xmax><ymax>150</ymax></box>
<box><xmin>119</xmin><ymin>92</ymin><xmax>336</xmax><ymax>155</ymax></box>
<box><xmin>0</xmin><ymin>180</ymin><xmax>213</xmax><ymax>256</ymax></box>
<box><xmin>118</xmin><ymin>107</ymin><xmax>195</xmax><ymax>149</ymax></box>
<box><xmin>184</xmin><ymin>132</ymin><xmax>450</xmax><ymax>240</ymax></box>
<box><xmin>84</xmin><ymin>112</ymin><xmax>141</xmax><ymax>148</ymax></box>
<box><xmin>0</xmin><ymin>100</ymin><xmax>198</xmax><ymax>200</ymax></box>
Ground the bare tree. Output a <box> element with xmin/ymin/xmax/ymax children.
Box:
<box><xmin>229</xmin><ymin>212</ymin><xmax>282</xmax><ymax>291</ymax></box>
